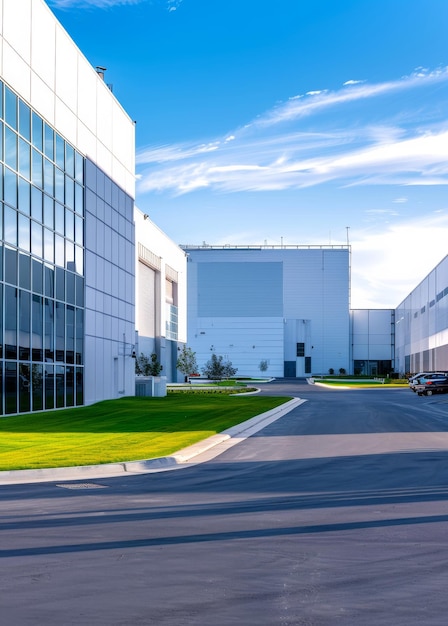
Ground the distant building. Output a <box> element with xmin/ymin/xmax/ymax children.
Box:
<box><xmin>135</xmin><ymin>210</ymin><xmax>187</xmax><ymax>382</ymax></box>
<box><xmin>395</xmin><ymin>254</ymin><xmax>448</xmax><ymax>375</ymax></box>
<box><xmin>350</xmin><ymin>309</ymin><xmax>394</xmax><ymax>376</ymax></box>
<box><xmin>0</xmin><ymin>0</ymin><xmax>136</xmax><ymax>414</ymax></box>
<box><xmin>182</xmin><ymin>245</ymin><xmax>351</xmax><ymax>377</ymax></box>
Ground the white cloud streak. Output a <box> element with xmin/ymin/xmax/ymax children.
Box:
<box><xmin>137</xmin><ymin>66</ymin><xmax>448</xmax><ymax>196</ymax></box>
<box><xmin>48</xmin><ymin>0</ymin><xmax>181</xmax><ymax>9</ymax></box>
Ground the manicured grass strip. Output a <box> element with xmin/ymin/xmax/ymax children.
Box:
<box><xmin>0</xmin><ymin>395</ymin><xmax>291</xmax><ymax>471</ymax></box>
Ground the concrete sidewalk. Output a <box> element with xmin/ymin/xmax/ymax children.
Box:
<box><xmin>0</xmin><ymin>397</ymin><xmax>306</xmax><ymax>485</ymax></box>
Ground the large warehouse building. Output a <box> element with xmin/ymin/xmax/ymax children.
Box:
<box><xmin>0</xmin><ymin>0</ymin><xmax>136</xmax><ymax>414</ymax></box>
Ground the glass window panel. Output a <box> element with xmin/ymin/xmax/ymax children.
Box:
<box><xmin>55</xmin><ymin>234</ymin><xmax>64</xmax><ymax>268</ymax></box>
<box><xmin>75</xmin><ymin>275</ymin><xmax>84</xmax><ymax>307</ymax></box>
<box><xmin>44</xmin><ymin>298</ymin><xmax>54</xmax><ymax>362</ymax></box>
<box><xmin>74</xmin><ymin>183</ymin><xmax>83</xmax><ymax>215</ymax></box>
<box><xmin>56</xmin><ymin>302</ymin><xmax>65</xmax><ymax>362</ymax></box>
<box><xmin>43</xmin><ymin>195</ymin><xmax>54</xmax><ymax>228</ymax></box>
<box><xmin>75</xmin><ymin>215</ymin><xmax>83</xmax><ymax>246</ymax></box>
<box><xmin>66</xmin><ymin>365</ymin><xmax>74</xmax><ymax>406</ymax></box>
<box><xmin>75</xmin><ymin>152</ymin><xmax>84</xmax><ymax>184</ymax></box>
<box><xmin>0</xmin><ymin>121</ymin><xmax>3</xmax><ymax>163</ymax></box>
<box><xmin>66</xmin><ymin>306</ymin><xmax>75</xmax><ymax>365</ymax></box>
<box><xmin>19</xmin><ymin>290</ymin><xmax>31</xmax><ymax>360</ymax></box>
<box><xmin>44</xmin><ymin>264</ymin><xmax>54</xmax><ymax>298</ymax></box>
<box><xmin>55</xmin><ymin>201</ymin><xmax>64</xmax><ymax>234</ymax></box>
<box><xmin>56</xmin><ymin>266</ymin><xmax>65</xmax><ymax>300</ymax></box>
<box><xmin>4</xmin><ymin>167</ymin><xmax>18</xmax><ymax>208</ymax></box>
<box><xmin>31</xmin><ymin>221</ymin><xmax>43</xmax><ymax>258</ymax></box>
<box><xmin>65</xmin><ymin>176</ymin><xmax>74</xmax><ymax>210</ymax></box>
<box><xmin>44</xmin><ymin>159</ymin><xmax>54</xmax><ymax>196</ymax></box>
<box><xmin>18</xmin><ymin>177</ymin><xmax>31</xmax><ymax>214</ymax></box>
<box><xmin>0</xmin><ymin>81</ymin><xmax>3</xmax><ymax>119</ymax></box>
<box><xmin>56</xmin><ymin>365</ymin><xmax>65</xmax><ymax>408</ymax></box>
<box><xmin>5</xmin><ymin>86</ymin><xmax>17</xmax><ymax>129</ymax></box>
<box><xmin>31</xmin><ymin>111</ymin><xmax>43</xmax><ymax>151</ymax></box>
<box><xmin>19</xmin><ymin>364</ymin><xmax>31</xmax><ymax>413</ymax></box>
<box><xmin>32</xmin><ymin>258</ymin><xmax>43</xmax><ymax>294</ymax></box>
<box><xmin>5</xmin><ymin>285</ymin><xmax>18</xmax><ymax>359</ymax></box>
<box><xmin>45</xmin><ymin>364</ymin><xmax>55</xmax><ymax>409</ymax></box>
<box><xmin>76</xmin><ymin>308</ymin><xmax>83</xmax><ymax>365</ymax></box>
<box><xmin>44</xmin><ymin>123</ymin><xmax>54</xmax><ymax>160</ymax></box>
<box><xmin>32</xmin><ymin>294</ymin><xmax>43</xmax><ymax>362</ymax></box>
<box><xmin>4</xmin><ymin>246</ymin><xmax>18</xmax><ymax>285</ymax></box>
<box><xmin>55</xmin><ymin>134</ymin><xmax>64</xmax><ymax>169</ymax></box>
<box><xmin>32</xmin><ymin>364</ymin><xmax>43</xmax><ymax>411</ymax></box>
<box><xmin>19</xmin><ymin>252</ymin><xmax>31</xmax><ymax>290</ymax></box>
<box><xmin>31</xmin><ymin>148</ymin><xmax>43</xmax><ymax>188</ymax></box>
<box><xmin>55</xmin><ymin>166</ymin><xmax>64</xmax><ymax>202</ymax></box>
<box><xmin>65</xmin><ymin>208</ymin><xmax>74</xmax><ymax>240</ymax></box>
<box><xmin>18</xmin><ymin>138</ymin><xmax>31</xmax><ymax>179</ymax></box>
<box><xmin>5</xmin><ymin>362</ymin><xmax>17</xmax><ymax>414</ymax></box>
<box><xmin>5</xmin><ymin>126</ymin><xmax>18</xmax><ymax>170</ymax></box>
<box><xmin>65</xmin><ymin>240</ymin><xmax>75</xmax><ymax>271</ymax></box>
<box><xmin>76</xmin><ymin>367</ymin><xmax>83</xmax><ymax>405</ymax></box>
<box><xmin>4</xmin><ymin>205</ymin><xmax>17</xmax><ymax>245</ymax></box>
<box><xmin>31</xmin><ymin>185</ymin><xmax>43</xmax><ymax>221</ymax></box>
<box><xmin>43</xmin><ymin>228</ymin><xmax>54</xmax><ymax>263</ymax></box>
<box><xmin>19</xmin><ymin>100</ymin><xmax>31</xmax><ymax>140</ymax></box>
<box><xmin>0</xmin><ymin>205</ymin><xmax>2</xmax><ymax>240</ymax></box>
<box><xmin>75</xmin><ymin>245</ymin><xmax>84</xmax><ymax>276</ymax></box>
<box><xmin>66</xmin><ymin>271</ymin><xmax>75</xmax><ymax>305</ymax></box>
<box><xmin>65</xmin><ymin>144</ymin><xmax>75</xmax><ymax>178</ymax></box>
<box><xmin>18</xmin><ymin>213</ymin><xmax>30</xmax><ymax>252</ymax></box>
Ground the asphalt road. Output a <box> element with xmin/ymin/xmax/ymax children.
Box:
<box><xmin>2</xmin><ymin>381</ymin><xmax>448</xmax><ymax>625</ymax></box>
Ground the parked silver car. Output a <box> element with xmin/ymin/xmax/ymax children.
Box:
<box><xmin>408</xmin><ymin>372</ymin><xmax>448</xmax><ymax>391</ymax></box>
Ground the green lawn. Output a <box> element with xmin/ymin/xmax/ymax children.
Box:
<box><xmin>0</xmin><ymin>394</ymin><xmax>291</xmax><ymax>471</ymax></box>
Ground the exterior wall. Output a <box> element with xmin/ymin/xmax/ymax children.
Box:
<box><xmin>395</xmin><ymin>255</ymin><xmax>448</xmax><ymax>375</ymax></box>
<box><xmin>0</xmin><ymin>0</ymin><xmax>136</xmax><ymax>413</ymax></box>
<box><xmin>183</xmin><ymin>246</ymin><xmax>350</xmax><ymax>378</ymax></box>
<box><xmin>351</xmin><ymin>309</ymin><xmax>394</xmax><ymax>375</ymax></box>
<box><xmin>135</xmin><ymin>210</ymin><xmax>187</xmax><ymax>382</ymax></box>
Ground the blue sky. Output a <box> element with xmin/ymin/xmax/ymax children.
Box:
<box><xmin>47</xmin><ymin>0</ymin><xmax>448</xmax><ymax>308</ymax></box>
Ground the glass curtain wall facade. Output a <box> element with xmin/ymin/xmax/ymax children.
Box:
<box><xmin>0</xmin><ymin>79</ymin><xmax>84</xmax><ymax>415</ymax></box>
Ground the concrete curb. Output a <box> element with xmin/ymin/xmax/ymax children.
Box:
<box><xmin>0</xmin><ymin>397</ymin><xmax>306</xmax><ymax>485</ymax></box>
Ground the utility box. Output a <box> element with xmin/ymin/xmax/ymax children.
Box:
<box><xmin>135</xmin><ymin>376</ymin><xmax>167</xmax><ymax>397</ymax></box>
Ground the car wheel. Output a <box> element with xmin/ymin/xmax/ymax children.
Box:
<box><xmin>418</xmin><ymin>392</ymin><xmax>423</xmax><ymax>396</ymax></box>
<box><xmin>426</xmin><ymin>389</ymin><xmax>433</xmax><ymax>396</ymax></box>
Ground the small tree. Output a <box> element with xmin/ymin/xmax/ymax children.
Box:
<box><xmin>328</xmin><ymin>368</ymin><xmax>334</xmax><ymax>375</ymax></box>
<box><xmin>135</xmin><ymin>352</ymin><xmax>163</xmax><ymax>376</ymax></box>
<box><xmin>202</xmin><ymin>353</ymin><xmax>237</xmax><ymax>380</ymax></box>
<box><xmin>339</xmin><ymin>367</ymin><xmax>346</xmax><ymax>375</ymax></box>
<box><xmin>176</xmin><ymin>346</ymin><xmax>199</xmax><ymax>378</ymax></box>
<box><xmin>259</xmin><ymin>359</ymin><xmax>268</xmax><ymax>373</ymax></box>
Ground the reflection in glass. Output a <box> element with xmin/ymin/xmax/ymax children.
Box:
<box><xmin>31</xmin><ymin>221</ymin><xmax>42</xmax><ymax>258</ymax></box>
<box><xmin>19</xmin><ymin>290</ymin><xmax>31</xmax><ymax>360</ymax></box>
<box><xmin>75</xmin><ymin>245</ymin><xmax>84</xmax><ymax>276</ymax></box>
<box><xmin>44</xmin><ymin>264</ymin><xmax>54</xmax><ymax>298</ymax></box>
<box><xmin>56</xmin><ymin>365</ymin><xmax>65</xmax><ymax>408</ymax></box>
<box><xmin>65</xmin><ymin>208</ymin><xmax>74</xmax><ymax>240</ymax></box>
<box><xmin>32</xmin><ymin>294</ymin><xmax>43</xmax><ymax>362</ymax></box>
<box><xmin>75</xmin><ymin>215</ymin><xmax>83</xmax><ymax>246</ymax></box>
<box><xmin>44</xmin><ymin>159</ymin><xmax>54</xmax><ymax>196</ymax></box>
<box><xmin>76</xmin><ymin>308</ymin><xmax>83</xmax><ymax>364</ymax></box>
<box><xmin>18</xmin><ymin>214</ymin><xmax>30</xmax><ymax>251</ymax></box>
<box><xmin>66</xmin><ymin>366</ymin><xmax>74</xmax><ymax>406</ymax></box>
<box><xmin>32</xmin><ymin>111</ymin><xmax>43</xmax><ymax>151</ymax></box>
<box><xmin>5</xmin><ymin>362</ymin><xmax>17</xmax><ymax>414</ymax></box>
<box><xmin>55</xmin><ymin>167</ymin><xmax>64</xmax><ymax>203</ymax></box>
<box><xmin>5</xmin><ymin>86</ymin><xmax>17</xmax><ymax>129</ymax></box>
<box><xmin>65</xmin><ymin>144</ymin><xmax>75</xmax><ymax>178</ymax></box>
<box><xmin>4</xmin><ymin>167</ymin><xmax>18</xmax><ymax>208</ymax></box>
<box><xmin>19</xmin><ymin>100</ymin><xmax>31</xmax><ymax>140</ymax></box>
<box><xmin>56</xmin><ymin>267</ymin><xmax>65</xmax><ymax>301</ymax></box>
<box><xmin>76</xmin><ymin>367</ymin><xmax>83</xmax><ymax>405</ymax></box>
<box><xmin>44</xmin><ymin>298</ymin><xmax>54</xmax><ymax>362</ymax></box>
<box><xmin>19</xmin><ymin>363</ymin><xmax>31</xmax><ymax>413</ymax></box>
<box><xmin>55</xmin><ymin>201</ymin><xmax>64</xmax><ymax>234</ymax></box>
<box><xmin>18</xmin><ymin>177</ymin><xmax>31</xmax><ymax>214</ymax></box>
<box><xmin>31</xmin><ymin>186</ymin><xmax>43</xmax><ymax>221</ymax></box>
<box><xmin>66</xmin><ymin>271</ymin><xmax>75</xmax><ymax>305</ymax></box>
<box><xmin>66</xmin><ymin>306</ymin><xmax>75</xmax><ymax>364</ymax></box>
<box><xmin>5</xmin><ymin>286</ymin><xmax>18</xmax><ymax>359</ymax></box>
<box><xmin>45</xmin><ymin>364</ymin><xmax>54</xmax><ymax>409</ymax></box>
<box><xmin>5</xmin><ymin>127</ymin><xmax>17</xmax><ymax>170</ymax></box>
<box><xmin>43</xmin><ymin>195</ymin><xmax>54</xmax><ymax>228</ymax></box>
<box><xmin>56</xmin><ymin>302</ymin><xmax>65</xmax><ymax>362</ymax></box>
<box><xmin>18</xmin><ymin>139</ymin><xmax>31</xmax><ymax>179</ymax></box>
<box><xmin>43</xmin><ymin>228</ymin><xmax>54</xmax><ymax>263</ymax></box>
<box><xmin>55</xmin><ymin>233</ymin><xmax>64</xmax><ymax>268</ymax></box>
<box><xmin>75</xmin><ymin>152</ymin><xmax>84</xmax><ymax>184</ymax></box>
<box><xmin>55</xmin><ymin>134</ymin><xmax>64</xmax><ymax>170</ymax></box>
<box><xmin>19</xmin><ymin>253</ymin><xmax>31</xmax><ymax>290</ymax></box>
<box><xmin>32</xmin><ymin>148</ymin><xmax>43</xmax><ymax>188</ymax></box>
<box><xmin>4</xmin><ymin>205</ymin><xmax>18</xmax><ymax>245</ymax></box>
<box><xmin>44</xmin><ymin>124</ymin><xmax>54</xmax><ymax>160</ymax></box>
<box><xmin>5</xmin><ymin>246</ymin><xmax>18</xmax><ymax>285</ymax></box>
<box><xmin>32</xmin><ymin>258</ymin><xmax>43</xmax><ymax>294</ymax></box>
<box><xmin>32</xmin><ymin>364</ymin><xmax>43</xmax><ymax>411</ymax></box>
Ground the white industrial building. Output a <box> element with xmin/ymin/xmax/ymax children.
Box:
<box><xmin>182</xmin><ymin>245</ymin><xmax>351</xmax><ymax>378</ymax></box>
<box><xmin>0</xmin><ymin>0</ymin><xmax>136</xmax><ymax>413</ymax></box>
<box><xmin>395</xmin><ymin>254</ymin><xmax>448</xmax><ymax>375</ymax></box>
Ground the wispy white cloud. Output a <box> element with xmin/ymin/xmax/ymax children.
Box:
<box><xmin>137</xmin><ymin>66</ymin><xmax>448</xmax><ymax>196</ymax></box>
